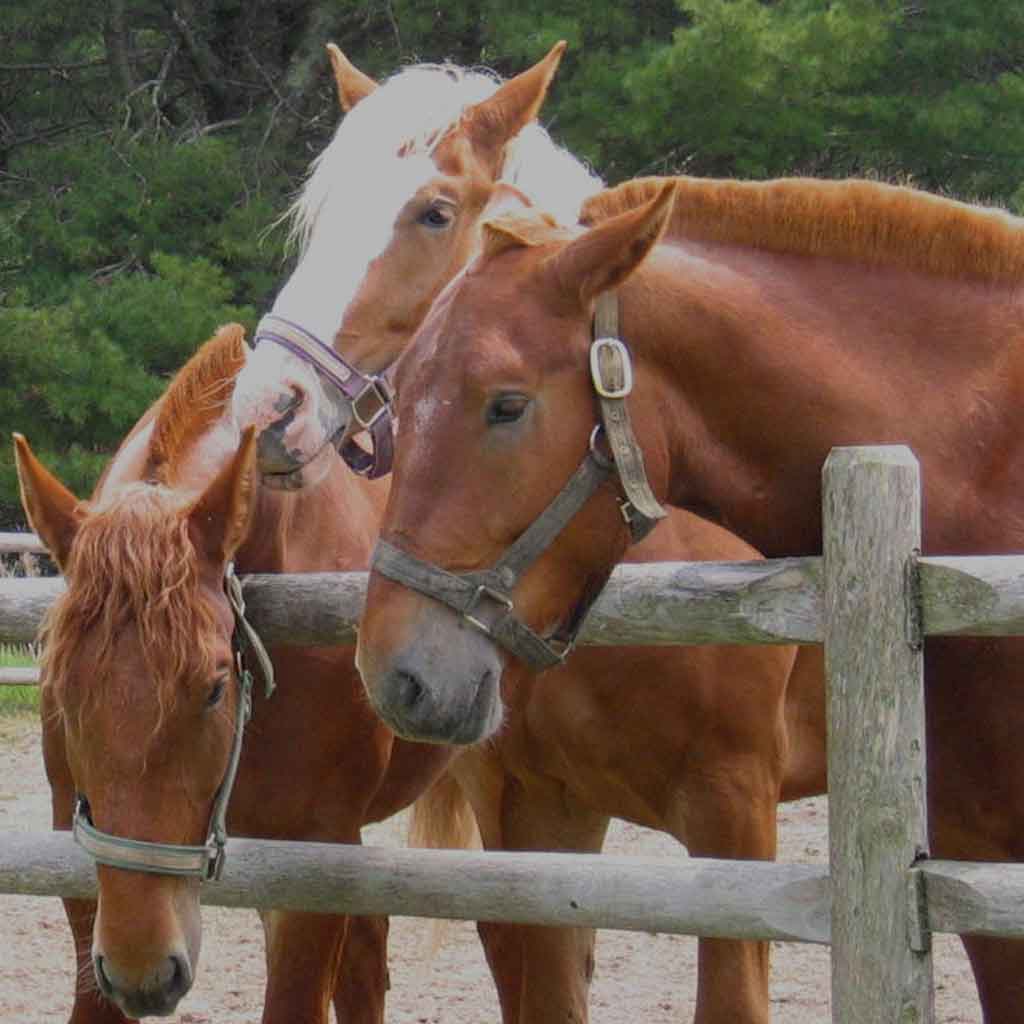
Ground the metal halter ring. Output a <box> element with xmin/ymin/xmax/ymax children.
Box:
<box><xmin>590</xmin><ymin>336</ymin><xmax>634</xmax><ymax>399</ymax></box>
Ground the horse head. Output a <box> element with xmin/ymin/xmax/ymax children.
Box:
<box><xmin>231</xmin><ymin>41</ymin><xmax>601</xmax><ymax>481</ymax></box>
<box><xmin>14</xmin><ymin>350</ymin><xmax>261</xmax><ymax>1017</ymax></box>
<box><xmin>357</xmin><ymin>188</ymin><xmax>676</xmax><ymax>743</ymax></box>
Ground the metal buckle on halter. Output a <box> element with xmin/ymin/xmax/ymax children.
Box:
<box><xmin>204</xmin><ymin>831</ymin><xmax>227</xmax><ymax>882</ymax></box>
<box><xmin>352</xmin><ymin>377</ymin><xmax>393</xmax><ymax>430</ymax></box>
<box><xmin>462</xmin><ymin>584</ymin><xmax>514</xmax><ymax>637</ymax></box>
<box><xmin>590</xmin><ymin>337</ymin><xmax>633</xmax><ymax>399</ymax></box>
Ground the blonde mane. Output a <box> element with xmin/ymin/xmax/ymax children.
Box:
<box><xmin>288</xmin><ymin>60</ymin><xmax>601</xmax><ymax>254</ymax></box>
<box><xmin>40</xmin><ymin>482</ymin><xmax>219</xmax><ymax>733</ymax></box>
<box><xmin>147</xmin><ymin>323</ymin><xmax>247</xmax><ymax>480</ymax></box>
<box><xmin>580</xmin><ymin>176</ymin><xmax>1024</xmax><ymax>282</ymax></box>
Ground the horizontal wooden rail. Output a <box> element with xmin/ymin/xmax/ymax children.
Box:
<box><xmin>3</xmin><ymin>831</ymin><xmax>1022</xmax><ymax>945</ymax></box>
<box><xmin>0</xmin><ymin>667</ymin><xmax>37</xmax><ymax>686</ymax></box>
<box><xmin>1</xmin><ymin>830</ymin><xmax>830</xmax><ymax>942</ymax></box>
<box><xmin>7</xmin><ymin>554</ymin><xmax>1024</xmax><ymax>649</ymax></box>
<box><xmin>918</xmin><ymin>861</ymin><xmax>1024</xmax><ymax>939</ymax></box>
<box><xmin>0</xmin><ymin>533</ymin><xmax>44</xmax><ymax>555</ymax></box>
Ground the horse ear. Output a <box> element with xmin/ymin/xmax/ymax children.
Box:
<box><xmin>326</xmin><ymin>43</ymin><xmax>378</xmax><ymax>112</ymax></box>
<box><xmin>459</xmin><ymin>41</ymin><xmax>567</xmax><ymax>172</ymax></box>
<box><xmin>481</xmin><ymin>209</ymin><xmax>559</xmax><ymax>261</ymax></box>
<box><xmin>12</xmin><ymin>433</ymin><xmax>83</xmax><ymax>571</ymax></box>
<box><xmin>187</xmin><ymin>427</ymin><xmax>258</xmax><ymax>567</ymax></box>
<box><xmin>482</xmin><ymin>182</ymin><xmax>535</xmax><ymax>219</ymax></box>
<box><xmin>551</xmin><ymin>182</ymin><xmax>676</xmax><ymax>308</ymax></box>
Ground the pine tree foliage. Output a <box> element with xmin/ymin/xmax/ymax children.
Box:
<box><xmin>2</xmin><ymin>0</ymin><xmax>1022</xmax><ymax>523</ymax></box>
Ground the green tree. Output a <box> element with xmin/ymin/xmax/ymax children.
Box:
<box><xmin>618</xmin><ymin>1</ymin><xmax>1024</xmax><ymax>198</ymax></box>
<box><xmin>2</xmin><ymin>0</ymin><xmax>1022</xmax><ymax>526</ymax></box>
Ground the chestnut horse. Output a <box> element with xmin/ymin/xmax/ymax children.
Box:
<box><xmin>356</xmin><ymin>180</ymin><xmax>1024</xmax><ymax>1021</ymax></box>
<box><xmin>14</xmin><ymin>324</ymin><xmax>453</xmax><ymax>1022</ymax></box>
<box><xmin>232</xmin><ymin>46</ymin><xmax>824</xmax><ymax>1023</ymax></box>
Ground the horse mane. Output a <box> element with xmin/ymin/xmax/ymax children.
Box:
<box><xmin>41</xmin><ymin>325</ymin><xmax>248</xmax><ymax>729</ymax></box>
<box><xmin>40</xmin><ymin>482</ymin><xmax>218</xmax><ymax>734</ymax></box>
<box><xmin>147</xmin><ymin>323</ymin><xmax>247</xmax><ymax>481</ymax></box>
<box><xmin>288</xmin><ymin>60</ymin><xmax>601</xmax><ymax>254</ymax></box>
<box><xmin>579</xmin><ymin>176</ymin><xmax>1024</xmax><ymax>282</ymax></box>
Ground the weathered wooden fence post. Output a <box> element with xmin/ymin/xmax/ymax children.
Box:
<box><xmin>823</xmin><ymin>445</ymin><xmax>933</xmax><ymax>1022</ymax></box>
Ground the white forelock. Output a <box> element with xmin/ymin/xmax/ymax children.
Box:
<box><xmin>263</xmin><ymin>58</ymin><xmax>604</xmax><ymax>383</ymax></box>
<box><xmin>289</xmin><ymin>59</ymin><xmax>603</xmax><ymax>256</ymax></box>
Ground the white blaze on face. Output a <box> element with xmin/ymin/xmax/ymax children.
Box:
<box><xmin>231</xmin><ymin>153</ymin><xmax>438</xmax><ymax>444</ymax></box>
<box><xmin>412</xmin><ymin>394</ymin><xmax>442</xmax><ymax>438</ymax></box>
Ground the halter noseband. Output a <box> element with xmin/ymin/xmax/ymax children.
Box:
<box><xmin>253</xmin><ymin>314</ymin><xmax>395</xmax><ymax>479</ymax></box>
<box><xmin>72</xmin><ymin>563</ymin><xmax>275</xmax><ymax>882</ymax></box>
<box><xmin>372</xmin><ymin>294</ymin><xmax>667</xmax><ymax>673</ymax></box>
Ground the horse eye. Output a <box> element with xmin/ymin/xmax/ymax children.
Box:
<box><xmin>419</xmin><ymin>204</ymin><xmax>454</xmax><ymax>229</ymax></box>
<box><xmin>207</xmin><ymin>676</ymin><xmax>228</xmax><ymax>708</ymax></box>
<box><xmin>486</xmin><ymin>394</ymin><xmax>529</xmax><ymax>425</ymax></box>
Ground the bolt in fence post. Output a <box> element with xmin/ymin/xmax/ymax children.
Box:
<box><xmin>822</xmin><ymin>445</ymin><xmax>933</xmax><ymax>1023</ymax></box>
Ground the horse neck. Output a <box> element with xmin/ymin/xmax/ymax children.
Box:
<box><xmin>619</xmin><ymin>241</ymin><xmax>1024</xmax><ymax>557</ymax></box>
<box><xmin>234</xmin><ymin>457</ymin><xmax>387</xmax><ymax>575</ymax></box>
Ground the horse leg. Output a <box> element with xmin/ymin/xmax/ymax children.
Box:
<box><xmin>498</xmin><ymin>775</ymin><xmax>610</xmax><ymax>1024</ymax></box>
<box><xmin>260</xmin><ymin>910</ymin><xmax>350</xmax><ymax>1024</ymax></box>
<box><xmin>779</xmin><ymin>646</ymin><xmax>827</xmax><ymax>802</ymax></box>
<box><xmin>331</xmin><ymin>914</ymin><xmax>390</xmax><ymax>1024</ymax></box>
<box><xmin>677</xmin><ymin>763</ymin><xmax>780</xmax><ymax>1024</ymax></box>
<box><xmin>448</xmin><ymin>748</ymin><xmax>610</xmax><ymax>1023</ymax></box>
<box><xmin>926</xmin><ymin>640</ymin><xmax>1024</xmax><ymax>1024</ymax></box>
<box><xmin>62</xmin><ymin>898</ymin><xmax>132</xmax><ymax>1023</ymax></box>
<box><xmin>447</xmin><ymin>748</ymin><xmax>527</xmax><ymax>1022</ymax></box>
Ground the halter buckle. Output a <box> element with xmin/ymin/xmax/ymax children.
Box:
<box><xmin>590</xmin><ymin>337</ymin><xmax>633</xmax><ymax>399</ymax></box>
<box><xmin>463</xmin><ymin>584</ymin><xmax>514</xmax><ymax>637</ymax></box>
<box><xmin>352</xmin><ymin>377</ymin><xmax>393</xmax><ymax>430</ymax></box>
<box><xmin>205</xmin><ymin>834</ymin><xmax>227</xmax><ymax>881</ymax></box>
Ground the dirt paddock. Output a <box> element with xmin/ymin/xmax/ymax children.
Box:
<box><xmin>0</xmin><ymin>714</ymin><xmax>981</xmax><ymax>1022</ymax></box>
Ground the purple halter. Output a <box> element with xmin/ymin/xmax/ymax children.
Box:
<box><xmin>253</xmin><ymin>314</ymin><xmax>394</xmax><ymax>478</ymax></box>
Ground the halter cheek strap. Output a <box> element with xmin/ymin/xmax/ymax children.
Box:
<box><xmin>374</xmin><ymin>444</ymin><xmax>617</xmax><ymax>671</ymax></box>
<box><xmin>72</xmin><ymin>563</ymin><xmax>275</xmax><ymax>882</ymax></box>
<box><xmin>591</xmin><ymin>292</ymin><xmax>667</xmax><ymax>533</ymax></box>
<box><xmin>253</xmin><ymin>314</ymin><xmax>395</xmax><ymax>479</ymax></box>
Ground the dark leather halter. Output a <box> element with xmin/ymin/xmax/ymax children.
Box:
<box><xmin>72</xmin><ymin>564</ymin><xmax>275</xmax><ymax>881</ymax></box>
<box><xmin>253</xmin><ymin>314</ymin><xmax>395</xmax><ymax>479</ymax></box>
<box><xmin>372</xmin><ymin>294</ymin><xmax>667</xmax><ymax>673</ymax></box>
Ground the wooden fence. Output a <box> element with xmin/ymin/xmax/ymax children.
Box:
<box><xmin>3</xmin><ymin>445</ymin><xmax>1024</xmax><ymax>1021</ymax></box>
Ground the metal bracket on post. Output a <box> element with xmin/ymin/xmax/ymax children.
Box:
<box><xmin>905</xmin><ymin>551</ymin><xmax>924</xmax><ymax>652</ymax></box>
<box><xmin>907</xmin><ymin>863</ymin><xmax>932</xmax><ymax>954</ymax></box>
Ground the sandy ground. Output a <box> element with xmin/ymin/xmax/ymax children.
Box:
<box><xmin>0</xmin><ymin>713</ymin><xmax>981</xmax><ymax>1023</ymax></box>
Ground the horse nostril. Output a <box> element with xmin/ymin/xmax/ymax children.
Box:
<box><xmin>274</xmin><ymin>383</ymin><xmax>305</xmax><ymax>416</ymax></box>
<box><xmin>94</xmin><ymin>954</ymin><xmax>114</xmax><ymax>997</ymax></box>
<box><xmin>166</xmin><ymin>953</ymin><xmax>192</xmax><ymax>1000</ymax></box>
<box><xmin>394</xmin><ymin>668</ymin><xmax>426</xmax><ymax>710</ymax></box>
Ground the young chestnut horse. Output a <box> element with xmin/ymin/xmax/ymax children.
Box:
<box><xmin>356</xmin><ymin>181</ymin><xmax>1024</xmax><ymax>1022</ymax></box>
<box><xmin>15</xmin><ymin>324</ymin><xmax>453</xmax><ymax>1023</ymax></box>
<box><xmin>232</xmin><ymin>45</ymin><xmax>825</xmax><ymax>1023</ymax></box>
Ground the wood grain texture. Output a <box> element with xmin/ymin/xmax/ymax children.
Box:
<box><xmin>0</xmin><ymin>829</ymin><xmax>829</xmax><ymax>943</ymax></box>
<box><xmin>823</xmin><ymin>445</ymin><xmax>933</xmax><ymax>1023</ymax></box>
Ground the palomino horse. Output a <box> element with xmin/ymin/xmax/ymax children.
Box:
<box><xmin>231</xmin><ymin>40</ymin><xmax>601</xmax><ymax>476</ymax></box>
<box><xmin>232</xmin><ymin>45</ymin><xmax>824</xmax><ymax>1023</ymax></box>
<box><xmin>14</xmin><ymin>324</ymin><xmax>453</xmax><ymax>1022</ymax></box>
<box><xmin>355</xmin><ymin>181</ymin><xmax>1024</xmax><ymax>1021</ymax></box>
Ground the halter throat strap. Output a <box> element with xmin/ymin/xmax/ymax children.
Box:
<box><xmin>73</xmin><ymin>564</ymin><xmax>275</xmax><ymax>882</ymax></box>
<box><xmin>253</xmin><ymin>314</ymin><xmax>394</xmax><ymax>479</ymax></box>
